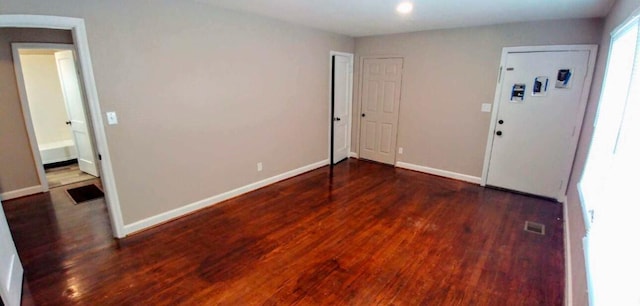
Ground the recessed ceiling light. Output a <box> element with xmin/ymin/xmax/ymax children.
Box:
<box><xmin>396</xmin><ymin>2</ymin><xmax>414</xmax><ymax>14</ymax></box>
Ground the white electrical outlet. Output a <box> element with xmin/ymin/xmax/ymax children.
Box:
<box><xmin>481</xmin><ymin>103</ymin><xmax>492</xmax><ymax>113</ymax></box>
<box><xmin>398</xmin><ymin>147</ymin><xmax>403</xmax><ymax>154</ymax></box>
<box><xmin>257</xmin><ymin>162</ymin><xmax>263</xmax><ymax>172</ymax></box>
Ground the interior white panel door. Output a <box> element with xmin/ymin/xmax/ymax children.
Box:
<box><xmin>0</xmin><ymin>200</ymin><xmax>23</xmax><ymax>306</ymax></box>
<box><xmin>55</xmin><ymin>50</ymin><xmax>99</xmax><ymax>177</ymax></box>
<box><xmin>333</xmin><ymin>55</ymin><xmax>351</xmax><ymax>163</ymax></box>
<box><xmin>487</xmin><ymin>50</ymin><xmax>591</xmax><ymax>199</ymax></box>
<box><xmin>359</xmin><ymin>58</ymin><xmax>403</xmax><ymax>165</ymax></box>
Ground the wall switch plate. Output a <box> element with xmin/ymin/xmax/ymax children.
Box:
<box><xmin>481</xmin><ymin>103</ymin><xmax>492</xmax><ymax>113</ymax></box>
<box><xmin>106</xmin><ymin>112</ymin><xmax>118</xmax><ymax>125</ymax></box>
<box><xmin>257</xmin><ymin>162</ymin><xmax>263</xmax><ymax>172</ymax></box>
<box><xmin>398</xmin><ymin>147</ymin><xmax>403</xmax><ymax>154</ymax></box>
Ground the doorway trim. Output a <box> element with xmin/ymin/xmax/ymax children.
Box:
<box><xmin>328</xmin><ymin>51</ymin><xmax>354</xmax><ymax>163</ymax></box>
<box><xmin>0</xmin><ymin>15</ymin><xmax>125</xmax><ymax>238</ymax></box>
<box><xmin>480</xmin><ymin>45</ymin><xmax>599</xmax><ymax>195</ymax></box>
<box><xmin>11</xmin><ymin>43</ymin><xmax>82</xmax><ymax>195</ymax></box>
<box><xmin>11</xmin><ymin>44</ymin><xmax>51</xmax><ymax>194</ymax></box>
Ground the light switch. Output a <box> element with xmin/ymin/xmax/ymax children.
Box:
<box><xmin>481</xmin><ymin>103</ymin><xmax>492</xmax><ymax>113</ymax></box>
<box><xmin>106</xmin><ymin>112</ymin><xmax>118</xmax><ymax>125</ymax></box>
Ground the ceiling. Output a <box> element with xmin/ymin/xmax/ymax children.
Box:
<box><xmin>197</xmin><ymin>0</ymin><xmax>615</xmax><ymax>37</ymax></box>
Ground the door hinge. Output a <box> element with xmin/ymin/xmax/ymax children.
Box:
<box><xmin>497</xmin><ymin>66</ymin><xmax>503</xmax><ymax>83</ymax></box>
<box><xmin>588</xmin><ymin>209</ymin><xmax>595</xmax><ymax>224</ymax></box>
<box><xmin>98</xmin><ymin>153</ymin><xmax>102</xmax><ymax>161</ymax></box>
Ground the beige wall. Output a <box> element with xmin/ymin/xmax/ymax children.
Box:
<box><xmin>0</xmin><ymin>1</ymin><xmax>354</xmax><ymax>224</ymax></box>
<box><xmin>566</xmin><ymin>0</ymin><xmax>640</xmax><ymax>304</ymax></box>
<box><xmin>0</xmin><ymin>28</ymin><xmax>73</xmax><ymax>194</ymax></box>
<box><xmin>1</xmin><ymin>9</ymin><xmax>621</xmax><ymax>304</ymax></box>
<box><xmin>20</xmin><ymin>53</ymin><xmax>73</xmax><ymax>146</ymax></box>
<box><xmin>353</xmin><ymin>19</ymin><xmax>603</xmax><ymax>176</ymax></box>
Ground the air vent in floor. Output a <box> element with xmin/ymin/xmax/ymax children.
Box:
<box><xmin>524</xmin><ymin>221</ymin><xmax>545</xmax><ymax>235</ymax></box>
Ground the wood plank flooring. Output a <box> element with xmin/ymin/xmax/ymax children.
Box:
<box><xmin>2</xmin><ymin>159</ymin><xmax>564</xmax><ymax>305</ymax></box>
<box><xmin>45</xmin><ymin>164</ymin><xmax>96</xmax><ymax>188</ymax></box>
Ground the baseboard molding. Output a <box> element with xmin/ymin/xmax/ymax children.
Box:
<box><xmin>563</xmin><ymin>198</ymin><xmax>573</xmax><ymax>306</ymax></box>
<box><xmin>44</xmin><ymin>158</ymin><xmax>78</xmax><ymax>169</ymax></box>
<box><xmin>0</xmin><ymin>185</ymin><xmax>43</xmax><ymax>201</ymax></box>
<box><xmin>349</xmin><ymin>152</ymin><xmax>358</xmax><ymax>158</ymax></box>
<box><xmin>123</xmin><ymin>159</ymin><xmax>330</xmax><ymax>236</ymax></box>
<box><xmin>395</xmin><ymin>162</ymin><xmax>481</xmax><ymax>184</ymax></box>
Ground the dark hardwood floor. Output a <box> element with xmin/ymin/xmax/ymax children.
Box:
<box><xmin>2</xmin><ymin>159</ymin><xmax>564</xmax><ymax>305</ymax></box>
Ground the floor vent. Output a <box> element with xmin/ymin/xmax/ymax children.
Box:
<box><xmin>524</xmin><ymin>221</ymin><xmax>545</xmax><ymax>235</ymax></box>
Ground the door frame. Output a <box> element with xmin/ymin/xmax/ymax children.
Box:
<box><xmin>328</xmin><ymin>51</ymin><xmax>354</xmax><ymax>163</ymax></box>
<box><xmin>11</xmin><ymin>43</ymin><xmax>90</xmax><ymax>194</ymax></box>
<box><xmin>0</xmin><ymin>15</ymin><xmax>125</xmax><ymax>238</ymax></box>
<box><xmin>480</xmin><ymin>45</ymin><xmax>598</xmax><ymax>199</ymax></box>
<box><xmin>356</xmin><ymin>55</ymin><xmax>405</xmax><ymax>165</ymax></box>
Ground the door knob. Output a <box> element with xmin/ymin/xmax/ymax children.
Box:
<box><xmin>65</xmin><ymin>121</ymin><xmax>72</xmax><ymax>125</ymax></box>
<box><xmin>361</xmin><ymin>113</ymin><xmax>366</xmax><ymax>117</ymax></box>
<box><xmin>496</xmin><ymin>131</ymin><xmax>503</xmax><ymax>136</ymax></box>
<box><xmin>334</xmin><ymin>117</ymin><xmax>341</xmax><ymax>121</ymax></box>
<box><xmin>498</xmin><ymin>120</ymin><xmax>504</xmax><ymax>124</ymax></box>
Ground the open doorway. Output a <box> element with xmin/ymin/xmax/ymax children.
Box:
<box><xmin>12</xmin><ymin>43</ymin><xmax>100</xmax><ymax>189</ymax></box>
<box><xmin>0</xmin><ymin>16</ymin><xmax>124</xmax><ymax>239</ymax></box>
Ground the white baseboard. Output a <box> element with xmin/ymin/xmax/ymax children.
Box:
<box><xmin>349</xmin><ymin>152</ymin><xmax>358</xmax><ymax>158</ymax></box>
<box><xmin>563</xmin><ymin>197</ymin><xmax>573</xmax><ymax>306</ymax></box>
<box><xmin>123</xmin><ymin>159</ymin><xmax>330</xmax><ymax>235</ymax></box>
<box><xmin>0</xmin><ymin>185</ymin><xmax>43</xmax><ymax>201</ymax></box>
<box><xmin>395</xmin><ymin>162</ymin><xmax>481</xmax><ymax>184</ymax></box>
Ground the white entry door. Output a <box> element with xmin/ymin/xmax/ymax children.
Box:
<box><xmin>359</xmin><ymin>58</ymin><xmax>403</xmax><ymax>165</ymax></box>
<box><xmin>55</xmin><ymin>50</ymin><xmax>99</xmax><ymax>177</ymax></box>
<box><xmin>485</xmin><ymin>47</ymin><xmax>595</xmax><ymax>200</ymax></box>
<box><xmin>332</xmin><ymin>54</ymin><xmax>352</xmax><ymax>164</ymax></box>
<box><xmin>0</xmin><ymin>200</ymin><xmax>23</xmax><ymax>306</ymax></box>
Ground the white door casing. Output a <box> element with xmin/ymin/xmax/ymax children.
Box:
<box><xmin>358</xmin><ymin>57</ymin><xmax>404</xmax><ymax>165</ymax></box>
<box><xmin>332</xmin><ymin>53</ymin><xmax>353</xmax><ymax>163</ymax></box>
<box><xmin>483</xmin><ymin>45</ymin><xmax>597</xmax><ymax>200</ymax></box>
<box><xmin>55</xmin><ymin>50</ymin><xmax>99</xmax><ymax>177</ymax></box>
<box><xmin>10</xmin><ymin>43</ymin><xmax>51</xmax><ymax>195</ymax></box>
<box><xmin>0</xmin><ymin>200</ymin><xmax>23</xmax><ymax>306</ymax></box>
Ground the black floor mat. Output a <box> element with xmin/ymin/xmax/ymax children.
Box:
<box><xmin>66</xmin><ymin>184</ymin><xmax>104</xmax><ymax>204</ymax></box>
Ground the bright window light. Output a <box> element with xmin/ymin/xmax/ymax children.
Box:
<box><xmin>396</xmin><ymin>2</ymin><xmax>414</xmax><ymax>14</ymax></box>
<box><xmin>580</xmin><ymin>10</ymin><xmax>640</xmax><ymax>305</ymax></box>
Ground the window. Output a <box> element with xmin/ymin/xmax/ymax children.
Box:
<box><xmin>579</xmin><ymin>8</ymin><xmax>640</xmax><ymax>305</ymax></box>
